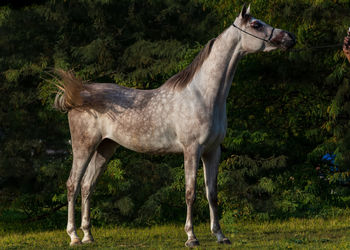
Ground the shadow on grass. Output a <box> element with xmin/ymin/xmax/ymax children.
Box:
<box><xmin>0</xmin><ymin>209</ymin><xmax>185</xmax><ymax>235</ymax></box>
<box><xmin>0</xmin><ymin>209</ymin><xmax>68</xmax><ymax>234</ymax></box>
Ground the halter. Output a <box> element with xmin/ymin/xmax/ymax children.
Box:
<box><xmin>232</xmin><ymin>23</ymin><xmax>275</xmax><ymax>43</ymax></box>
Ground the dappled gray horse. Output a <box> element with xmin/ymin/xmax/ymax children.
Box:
<box><xmin>55</xmin><ymin>5</ymin><xmax>295</xmax><ymax>247</ymax></box>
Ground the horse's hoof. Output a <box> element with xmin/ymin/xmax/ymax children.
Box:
<box><xmin>69</xmin><ymin>238</ymin><xmax>82</xmax><ymax>246</ymax></box>
<box><xmin>82</xmin><ymin>236</ymin><xmax>94</xmax><ymax>244</ymax></box>
<box><xmin>218</xmin><ymin>238</ymin><xmax>231</xmax><ymax>244</ymax></box>
<box><xmin>185</xmin><ymin>239</ymin><xmax>200</xmax><ymax>248</ymax></box>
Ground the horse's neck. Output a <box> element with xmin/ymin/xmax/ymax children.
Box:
<box><xmin>190</xmin><ymin>26</ymin><xmax>244</xmax><ymax>107</ymax></box>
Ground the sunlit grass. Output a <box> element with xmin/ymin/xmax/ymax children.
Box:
<box><xmin>1</xmin><ymin>216</ymin><xmax>350</xmax><ymax>249</ymax></box>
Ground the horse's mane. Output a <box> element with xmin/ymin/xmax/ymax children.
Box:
<box><xmin>161</xmin><ymin>38</ymin><xmax>216</xmax><ymax>91</ymax></box>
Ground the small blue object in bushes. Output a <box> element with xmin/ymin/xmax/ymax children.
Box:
<box><xmin>322</xmin><ymin>153</ymin><xmax>338</xmax><ymax>171</ymax></box>
<box><xmin>321</xmin><ymin>153</ymin><xmax>350</xmax><ymax>185</ymax></box>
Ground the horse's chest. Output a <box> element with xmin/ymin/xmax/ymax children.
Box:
<box><xmin>199</xmin><ymin>111</ymin><xmax>227</xmax><ymax>147</ymax></box>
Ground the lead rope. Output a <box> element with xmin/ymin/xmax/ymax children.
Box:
<box><xmin>289</xmin><ymin>43</ymin><xmax>342</xmax><ymax>53</ymax></box>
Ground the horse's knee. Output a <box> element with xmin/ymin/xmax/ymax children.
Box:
<box><xmin>186</xmin><ymin>189</ymin><xmax>196</xmax><ymax>205</ymax></box>
<box><xmin>66</xmin><ymin>180</ymin><xmax>75</xmax><ymax>200</ymax></box>
<box><xmin>66</xmin><ymin>179</ymin><xmax>80</xmax><ymax>202</ymax></box>
<box><xmin>81</xmin><ymin>184</ymin><xmax>91</xmax><ymax>199</ymax></box>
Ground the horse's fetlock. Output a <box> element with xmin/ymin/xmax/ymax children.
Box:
<box><xmin>81</xmin><ymin>223</ymin><xmax>90</xmax><ymax>232</ymax></box>
<box><xmin>67</xmin><ymin>225</ymin><xmax>75</xmax><ymax>235</ymax></box>
<box><xmin>211</xmin><ymin>225</ymin><xmax>221</xmax><ymax>234</ymax></box>
<box><xmin>184</xmin><ymin>224</ymin><xmax>193</xmax><ymax>233</ymax></box>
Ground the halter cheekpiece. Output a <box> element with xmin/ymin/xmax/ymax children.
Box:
<box><xmin>232</xmin><ymin>23</ymin><xmax>275</xmax><ymax>43</ymax></box>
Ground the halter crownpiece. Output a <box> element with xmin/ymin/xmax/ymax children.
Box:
<box><xmin>232</xmin><ymin>22</ymin><xmax>275</xmax><ymax>44</ymax></box>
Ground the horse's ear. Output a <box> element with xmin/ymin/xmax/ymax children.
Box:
<box><xmin>240</xmin><ymin>3</ymin><xmax>247</xmax><ymax>18</ymax></box>
<box><xmin>246</xmin><ymin>4</ymin><xmax>251</xmax><ymax>15</ymax></box>
<box><xmin>240</xmin><ymin>3</ymin><xmax>250</xmax><ymax>20</ymax></box>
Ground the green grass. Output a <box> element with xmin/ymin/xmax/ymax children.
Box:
<box><xmin>1</xmin><ymin>216</ymin><xmax>350</xmax><ymax>249</ymax></box>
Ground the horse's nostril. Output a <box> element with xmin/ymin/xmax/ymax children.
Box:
<box><xmin>284</xmin><ymin>32</ymin><xmax>296</xmax><ymax>48</ymax></box>
<box><xmin>288</xmin><ymin>32</ymin><xmax>295</xmax><ymax>38</ymax></box>
<box><xmin>287</xmin><ymin>32</ymin><xmax>296</xmax><ymax>43</ymax></box>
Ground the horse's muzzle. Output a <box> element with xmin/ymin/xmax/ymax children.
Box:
<box><xmin>270</xmin><ymin>30</ymin><xmax>296</xmax><ymax>50</ymax></box>
<box><xmin>284</xmin><ymin>32</ymin><xmax>296</xmax><ymax>49</ymax></box>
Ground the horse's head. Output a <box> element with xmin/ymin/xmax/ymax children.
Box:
<box><xmin>233</xmin><ymin>4</ymin><xmax>296</xmax><ymax>53</ymax></box>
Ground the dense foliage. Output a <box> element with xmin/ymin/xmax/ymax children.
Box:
<box><xmin>1</xmin><ymin>0</ymin><xmax>350</xmax><ymax>225</ymax></box>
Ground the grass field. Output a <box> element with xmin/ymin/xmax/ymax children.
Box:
<box><xmin>1</xmin><ymin>215</ymin><xmax>350</xmax><ymax>249</ymax></box>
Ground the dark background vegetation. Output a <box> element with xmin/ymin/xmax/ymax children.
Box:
<box><xmin>1</xmin><ymin>0</ymin><xmax>350</xmax><ymax>227</ymax></box>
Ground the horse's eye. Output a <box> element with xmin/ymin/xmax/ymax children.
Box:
<box><xmin>252</xmin><ymin>22</ymin><xmax>263</xmax><ymax>30</ymax></box>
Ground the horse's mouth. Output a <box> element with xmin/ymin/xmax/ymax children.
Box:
<box><xmin>271</xmin><ymin>31</ymin><xmax>296</xmax><ymax>51</ymax></box>
<box><xmin>282</xmin><ymin>42</ymin><xmax>296</xmax><ymax>51</ymax></box>
<box><xmin>282</xmin><ymin>32</ymin><xmax>296</xmax><ymax>50</ymax></box>
<box><xmin>280</xmin><ymin>43</ymin><xmax>295</xmax><ymax>51</ymax></box>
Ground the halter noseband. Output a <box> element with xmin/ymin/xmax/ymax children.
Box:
<box><xmin>232</xmin><ymin>23</ymin><xmax>275</xmax><ymax>43</ymax></box>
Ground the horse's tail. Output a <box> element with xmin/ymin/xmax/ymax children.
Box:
<box><xmin>54</xmin><ymin>69</ymin><xmax>85</xmax><ymax>112</ymax></box>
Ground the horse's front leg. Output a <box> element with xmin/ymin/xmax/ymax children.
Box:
<box><xmin>183</xmin><ymin>145</ymin><xmax>201</xmax><ymax>247</ymax></box>
<box><xmin>202</xmin><ymin>146</ymin><xmax>231</xmax><ymax>244</ymax></box>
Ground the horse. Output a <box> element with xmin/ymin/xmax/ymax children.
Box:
<box><xmin>54</xmin><ymin>4</ymin><xmax>295</xmax><ymax>247</ymax></box>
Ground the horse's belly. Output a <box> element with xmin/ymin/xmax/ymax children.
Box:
<box><xmin>105</xmin><ymin>123</ymin><xmax>182</xmax><ymax>154</ymax></box>
<box><xmin>120</xmin><ymin>135</ymin><xmax>182</xmax><ymax>154</ymax></box>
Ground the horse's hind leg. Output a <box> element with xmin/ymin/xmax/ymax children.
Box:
<box><xmin>201</xmin><ymin>146</ymin><xmax>231</xmax><ymax>244</ymax></box>
<box><xmin>66</xmin><ymin>143</ymin><xmax>96</xmax><ymax>246</ymax></box>
<box><xmin>66</xmin><ymin>111</ymin><xmax>101</xmax><ymax>246</ymax></box>
<box><xmin>80</xmin><ymin>138</ymin><xmax>117</xmax><ymax>244</ymax></box>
